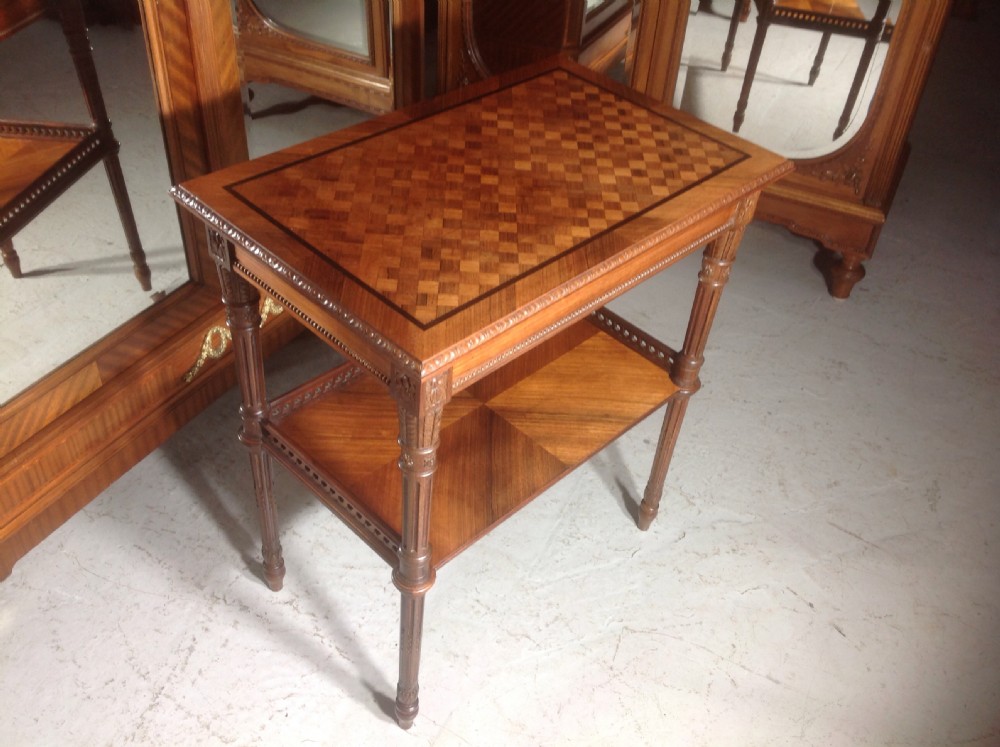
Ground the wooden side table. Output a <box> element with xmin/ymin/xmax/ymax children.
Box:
<box><xmin>173</xmin><ymin>57</ymin><xmax>790</xmax><ymax>729</ymax></box>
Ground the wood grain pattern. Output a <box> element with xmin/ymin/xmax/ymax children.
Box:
<box><xmin>176</xmin><ymin>56</ymin><xmax>791</xmax><ymax>727</ymax></box>
<box><xmin>268</xmin><ymin>317</ymin><xmax>678</xmax><ymax>566</ymax></box>
<box><xmin>227</xmin><ymin>69</ymin><xmax>745</xmax><ymax>327</ymax></box>
<box><xmin>0</xmin><ymin>131</ymin><xmax>81</xmax><ymax>205</ymax></box>
<box><xmin>0</xmin><ymin>0</ymin><xmax>44</xmax><ymax>41</ymax></box>
<box><xmin>176</xmin><ymin>59</ymin><xmax>788</xmax><ymax>378</ymax></box>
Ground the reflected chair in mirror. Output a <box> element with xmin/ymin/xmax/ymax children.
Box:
<box><xmin>0</xmin><ymin>0</ymin><xmax>151</xmax><ymax>289</ymax></box>
<box><xmin>233</xmin><ymin>0</ymin><xmax>424</xmax><ymax>115</ymax></box>
<box><xmin>721</xmin><ymin>0</ymin><xmax>893</xmax><ymax>139</ymax></box>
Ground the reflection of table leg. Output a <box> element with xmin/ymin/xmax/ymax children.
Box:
<box><xmin>390</xmin><ymin>370</ymin><xmax>449</xmax><ymax>729</ymax></box>
<box><xmin>214</xmin><ymin>236</ymin><xmax>285</xmax><ymax>591</ymax></box>
<box><xmin>834</xmin><ymin>32</ymin><xmax>881</xmax><ymax>140</ymax></box>
<box><xmin>102</xmin><ymin>150</ymin><xmax>152</xmax><ymax>291</ymax></box>
<box><xmin>639</xmin><ymin>196</ymin><xmax>756</xmax><ymax>530</ymax></box>
<box><xmin>721</xmin><ymin>0</ymin><xmax>751</xmax><ymax>72</ymax></box>
<box><xmin>1</xmin><ymin>239</ymin><xmax>21</xmax><ymax>278</ymax></box>
<box><xmin>733</xmin><ymin>10</ymin><xmax>768</xmax><ymax>132</ymax></box>
<box><xmin>809</xmin><ymin>32</ymin><xmax>831</xmax><ymax>86</ymax></box>
<box><xmin>60</xmin><ymin>0</ymin><xmax>152</xmax><ymax>292</ymax></box>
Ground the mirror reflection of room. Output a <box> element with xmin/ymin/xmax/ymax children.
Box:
<box><xmin>233</xmin><ymin>0</ymin><xmax>421</xmax><ymax>116</ymax></box>
<box><xmin>678</xmin><ymin>0</ymin><xmax>902</xmax><ymax>158</ymax></box>
<box><xmin>469</xmin><ymin>0</ymin><xmax>634</xmax><ymax>79</ymax></box>
<box><xmin>249</xmin><ymin>0</ymin><xmax>370</xmax><ymax>55</ymax></box>
<box><xmin>0</xmin><ymin>3</ymin><xmax>185</xmax><ymax>404</ymax></box>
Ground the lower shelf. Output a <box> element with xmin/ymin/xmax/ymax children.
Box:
<box><xmin>1</xmin><ymin>123</ymin><xmax>106</xmax><ymax>236</ymax></box>
<box><xmin>264</xmin><ymin>313</ymin><xmax>679</xmax><ymax>567</ymax></box>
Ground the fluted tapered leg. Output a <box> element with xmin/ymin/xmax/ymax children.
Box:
<box><xmin>640</xmin><ymin>196</ymin><xmax>757</xmax><ymax>529</ymax></box>
<box><xmin>213</xmin><ymin>231</ymin><xmax>284</xmax><ymax>591</ymax></box>
<box><xmin>390</xmin><ymin>369</ymin><xmax>450</xmax><ymax>728</ymax></box>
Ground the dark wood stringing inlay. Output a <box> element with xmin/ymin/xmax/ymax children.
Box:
<box><xmin>226</xmin><ymin>69</ymin><xmax>748</xmax><ymax>329</ymax></box>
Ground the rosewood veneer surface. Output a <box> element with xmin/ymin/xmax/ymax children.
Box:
<box><xmin>173</xmin><ymin>57</ymin><xmax>791</xmax><ymax>728</ymax></box>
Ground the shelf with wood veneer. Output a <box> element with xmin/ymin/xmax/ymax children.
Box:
<box><xmin>264</xmin><ymin>311</ymin><xmax>680</xmax><ymax>568</ymax></box>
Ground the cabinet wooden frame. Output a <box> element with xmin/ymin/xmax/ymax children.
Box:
<box><xmin>0</xmin><ymin>0</ymin><xmax>300</xmax><ymax>579</ymax></box>
<box><xmin>631</xmin><ymin>0</ymin><xmax>952</xmax><ymax>297</ymax></box>
<box><xmin>233</xmin><ymin>0</ymin><xmax>425</xmax><ymax>114</ymax></box>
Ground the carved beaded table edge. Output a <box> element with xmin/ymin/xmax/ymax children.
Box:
<box><xmin>171</xmin><ymin>57</ymin><xmax>791</xmax><ymax>729</ymax></box>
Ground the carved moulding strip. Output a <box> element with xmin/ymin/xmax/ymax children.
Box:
<box><xmin>426</xmin><ymin>169</ymin><xmax>784</xmax><ymax>380</ymax></box>
<box><xmin>0</xmin><ymin>122</ymin><xmax>93</xmax><ymax>139</ymax></box>
<box><xmin>591</xmin><ymin>308</ymin><xmax>676</xmax><ymax>370</ymax></box>
<box><xmin>450</xmin><ymin>219</ymin><xmax>732</xmax><ymax>390</ymax></box>
<box><xmin>267</xmin><ymin>364</ymin><xmax>365</xmax><ymax>421</ymax></box>
<box><xmin>0</xmin><ymin>129</ymin><xmax>107</xmax><ymax>235</ymax></box>
<box><xmin>171</xmin><ymin>185</ymin><xmax>418</xmax><ymax>378</ymax></box>
<box><xmin>174</xmin><ymin>184</ymin><xmax>753</xmax><ymax>388</ymax></box>
<box><xmin>236</xmin><ymin>262</ymin><xmax>391</xmax><ymax>386</ymax></box>
<box><xmin>264</xmin><ymin>429</ymin><xmax>401</xmax><ymax>566</ymax></box>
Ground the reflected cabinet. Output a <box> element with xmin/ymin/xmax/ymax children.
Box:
<box><xmin>234</xmin><ymin>0</ymin><xmax>424</xmax><ymax>113</ymax></box>
<box><xmin>443</xmin><ymin>0</ymin><xmax>953</xmax><ymax>298</ymax></box>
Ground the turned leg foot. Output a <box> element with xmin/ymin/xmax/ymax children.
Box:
<box><xmin>103</xmin><ymin>153</ymin><xmax>152</xmax><ymax>292</ymax></box>
<box><xmin>640</xmin><ymin>395</ymin><xmax>692</xmax><ymax>531</ymax></box>
<box><xmin>814</xmin><ymin>248</ymin><xmax>866</xmax><ymax>299</ymax></box>
<box><xmin>261</xmin><ymin>539</ymin><xmax>285</xmax><ymax>591</ymax></box>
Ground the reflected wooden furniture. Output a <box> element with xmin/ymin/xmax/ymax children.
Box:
<box><xmin>721</xmin><ymin>0</ymin><xmax>893</xmax><ymax>138</ymax></box>
<box><xmin>0</xmin><ymin>0</ymin><xmax>150</xmax><ymax>289</ymax></box>
<box><xmin>233</xmin><ymin>0</ymin><xmax>424</xmax><ymax>114</ymax></box>
<box><xmin>0</xmin><ymin>0</ymin><xmax>301</xmax><ymax>583</ymax></box>
<box><xmin>437</xmin><ymin>0</ymin><xmax>633</xmax><ymax>90</ymax></box>
<box><xmin>634</xmin><ymin>0</ymin><xmax>951</xmax><ymax>298</ymax></box>
<box><xmin>174</xmin><ymin>57</ymin><xmax>790</xmax><ymax>727</ymax></box>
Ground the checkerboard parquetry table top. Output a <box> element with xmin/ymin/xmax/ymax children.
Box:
<box><xmin>174</xmin><ymin>58</ymin><xmax>790</xmax><ymax>382</ymax></box>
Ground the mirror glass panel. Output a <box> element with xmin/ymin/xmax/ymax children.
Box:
<box><xmin>243</xmin><ymin>84</ymin><xmax>372</xmax><ymax>158</ymax></box>
<box><xmin>0</xmin><ymin>17</ymin><xmax>185</xmax><ymax>404</ymax></box>
<box><xmin>249</xmin><ymin>0</ymin><xmax>371</xmax><ymax>56</ymax></box>
<box><xmin>674</xmin><ymin>0</ymin><xmax>901</xmax><ymax>158</ymax></box>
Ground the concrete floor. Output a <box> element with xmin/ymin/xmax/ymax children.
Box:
<box><xmin>1</xmin><ymin>6</ymin><xmax>998</xmax><ymax>747</ymax></box>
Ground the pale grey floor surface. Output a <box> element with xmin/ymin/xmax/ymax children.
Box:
<box><xmin>1</xmin><ymin>8</ymin><xmax>998</xmax><ymax>747</ymax></box>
